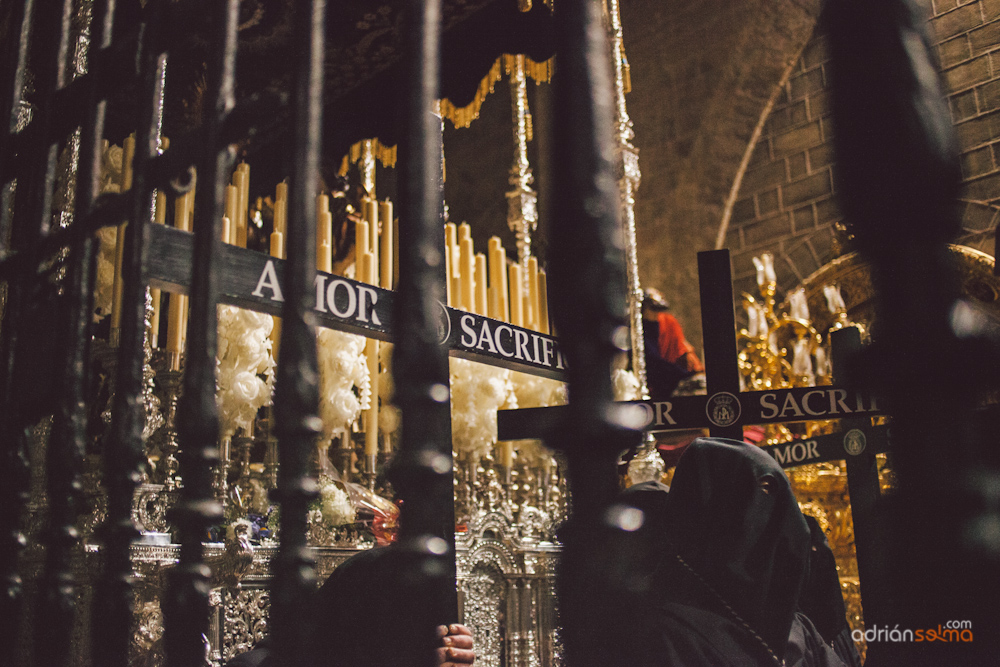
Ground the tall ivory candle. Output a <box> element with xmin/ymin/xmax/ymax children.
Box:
<box><xmin>393</xmin><ymin>218</ymin><xmax>399</xmax><ymax>292</ymax></box>
<box><xmin>379</xmin><ymin>201</ymin><xmax>393</xmax><ymax>290</ymax></box>
<box><xmin>270</xmin><ymin>213</ymin><xmax>284</xmax><ymax>359</ymax></box>
<box><xmin>474</xmin><ymin>254</ymin><xmax>487</xmax><ymax>316</ymax></box>
<box><xmin>488</xmin><ymin>237</ymin><xmax>509</xmax><ymax>322</ymax></box>
<box><xmin>175</xmin><ymin>191</ymin><xmax>192</xmax><ymax>231</ymax></box>
<box><xmin>234</xmin><ymin>163</ymin><xmax>249</xmax><ymax>247</ymax></box>
<box><xmin>459</xmin><ymin>236</ymin><xmax>474</xmax><ymax>312</ymax></box>
<box><xmin>318</xmin><ymin>212</ymin><xmax>333</xmax><ymax>273</ymax></box>
<box><xmin>317</xmin><ymin>194</ymin><xmax>331</xmax><ymax>251</ymax></box>
<box><xmin>180</xmin><ymin>289</ymin><xmax>189</xmax><ymax>353</ymax></box>
<box><xmin>121</xmin><ymin>134</ymin><xmax>135</xmax><ymax>192</ymax></box>
<box><xmin>150</xmin><ymin>191</ymin><xmax>167</xmax><ymax>348</ymax></box>
<box><xmin>179</xmin><ymin>191</ymin><xmax>193</xmax><ymax>355</ymax></box>
<box><xmin>165</xmin><ymin>190</ymin><xmax>193</xmax><ymax>368</ymax></box>
<box><xmin>527</xmin><ymin>256</ymin><xmax>540</xmax><ymax>331</ymax></box>
<box><xmin>110</xmin><ymin>222</ymin><xmax>125</xmax><ymax>341</ymax></box>
<box><xmin>274</xmin><ymin>182</ymin><xmax>288</xmax><ymax>234</ymax></box>
<box><xmin>365</xmin><ymin>199</ymin><xmax>379</xmax><ymax>287</ymax></box>
<box><xmin>537</xmin><ymin>269</ymin><xmax>550</xmax><ymax>334</ymax></box>
<box><xmin>509</xmin><ymin>263</ymin><xmax>524</xmax><ymax>327</ymax></box>
<box><xmin>487</xmin><ymin>237</ymin><xmax>502</xmax><ymax>320</ymax></box>
<box><xmin>166</xmin><ymin>293</ymin><xmax>185</xmax><ymax>370</ymax></box>
<box><xmin>225</xmin><ymin>185</ymin><xmax>239</xmax><ymax>244</ymax></box>
<box><xmin>355</xmin><ymin>220</ymin><xmax>370</xmax><ymax>279</ymax></box>
<box><xmin>444</xmin><ymin>223</ymin><xmax>457</xmax><ymax>306</ymax></box>
<box><xmin>364</xmin><ymin>251</ymin><xmax>380</xmax><ymax>458</ymax></box>
<box><xmin>270</xmin><ymin>231</ymin><xmax>285</xmax><ymax>259</ymax></box>
<box><xmin>500</xmin><ymin>441</ymin><xmax>514</xmax><ymax>470</ymax></box>
<box><xmin>154</xmin><ymin>191</ymin><xmax>166</xmax><ymax>224</ymax></box>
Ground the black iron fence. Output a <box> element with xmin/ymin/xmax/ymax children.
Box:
<box><xmin>0</xmin><ymin>0</ymin><xmax>463</xmax><ymax>665</ymax></box>
<box><xmin>5</xmin><ymin>0</ymin><xmax>998</xmax><ymax>666</ymax></box>
<box><xmin>0</xmin><ymin>1</ymin><xmax>601</xmax><ymax>665</ymax></box>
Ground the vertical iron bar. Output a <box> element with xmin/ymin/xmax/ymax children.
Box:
<box><xmin>36</xmin><ymin>0</ymin><xmax>113</xmax><ymax>661</ymax></box>
<box><xmin>0</xmin><ymin>0</ymin><xmax>71</xmax><ymax>662</ymax></box>
<box><xmin>826</xmin><ymin>0</ymin><xmax>1000</xmax><ymax>662</ymax></box>
<box><xmin>390</xmin><ymin>0</ymin><xmax>456</xmax><ymax>665</ymax></box>
<box><xmin>830</xmin><ymin>327</ymin><xmax>884</xmax><ymax>630</ymax></box>
<box><xmin>10</xmin><ymin>0</ymin><xmax>73</xmax><ymax>243</ymax></box>
<box><xmin>93</xmin><ymin>0</ymin><xmax>166</xmax><ymax>664</ymax></box>
<box><xmin>162</xmin><ymin>0</ymin><xmax>237</xmax><ymax>665</ymax></box>
<box><xmin>547</xmin><ymin>0</ymin><xmax>633</xmax><ymax>518</ymax></box>
<box><xmin>270</xmin><ymin>0</ymin><xmax>325</xmax><ymax>664</ymax></box>
<box><xmin>0</xmin><ymin>0</ymin><xmax>34</xmax><ymax>661</ymax></box>
<box><xmin>547</xmin><ymin>0</ymin><xmax>641</xmax><ymax>665</ymax></box>
<box><xmin>0</xmin><ymin>0</ymin><xmax>30</xmax><ymax>189</ymax></box>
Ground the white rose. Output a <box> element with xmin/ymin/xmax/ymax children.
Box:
<box><xmin>231</xmin><ymin>371</ymin><xmax>262</xmax><ymax>404</ymax></box>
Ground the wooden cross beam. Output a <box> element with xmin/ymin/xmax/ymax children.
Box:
<box><xmin>498</xmin><ymin>248</ymin><xmax>888</xmax><ymax>628</ymax></box>
<box><xmin>145</xmin><ymin>223</ymin><xmax>566</xmax><ymax>380</ymax></box>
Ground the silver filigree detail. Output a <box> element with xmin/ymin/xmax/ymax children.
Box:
<box><xmin>132</xmin><ymin>599</ymin><xmax>166</xmax><ymax>667</ymax></box>
<box><xmin>463</xmin><ymin>564</ymin><xmax>505</xmax><ymax>667</ymax></box>
<box><xmin>627</xmin><ymin>433</ymin><xmax>665</xmax><ymax>485</ymax></box>
<box><xmin>132</xmin><ymin>483</ymin><xmax>175</xmax><ymax>534</ymax></box>
<box><xmin>142</xmin><ymin>289</ymin><xmax>164</xmax><ymax>444</ymax></box>
<box><xmin>221</xmin><ymin>588</ymin><xmax>270</xmax><ymax>663</ymax></box>
<box><xmin>506</xmin><ymin>55</ymin><xmax>539</xmax><ymax>279</ymax></box>
<box><xmin>608</xmin><ymin>0</ymin><xmax>648</xmax><ymax>399</ymax></box>
<box><xmin>152</xmin><ymin>368</ymin><xmax>183</xmax><ymax>490</ymax></box>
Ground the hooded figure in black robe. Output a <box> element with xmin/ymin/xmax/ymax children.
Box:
<box><xmin>800</xmin><ymin>515</ymin><xmax>863</xmax><ymax>667</ymax></box>
<box><xmin>641</xmin><ymin>437</ymin><xmax>850</xmax><ymax>667</ymax></box>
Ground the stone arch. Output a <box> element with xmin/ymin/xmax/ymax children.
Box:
<box><xmin>624</xmin><ymin>0</ymin><xmax>824</xmax><ymax>354</ymax></box>
<box><xmin>721</xmin><ymin>1</ymin><xmax>1000</xmax><ymax>317</ymax></box>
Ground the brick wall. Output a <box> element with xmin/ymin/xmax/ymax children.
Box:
<box><xmin>724</xmin><ymin>0</ymin><xmax>1000</xmax><ymax>304</ymax></box>
<box><xmin>623</xmin><ymin>0</ymin><xmax>822</xmax><ymax>352</ymax></box>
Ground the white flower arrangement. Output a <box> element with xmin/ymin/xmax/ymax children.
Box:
<box><xmin>316</xmin><ymin>328</ymin><xmax>370</xmax><ymax>440</ymax></box>
<box><xmin>511</xmin><ymin>372</ymin><xmax>567</xmax><ymax>410</ymax></box>
<box><xmin>317</xmin><ymin>476</ymin><xmax>356</xmax><ymax>527</ymax></box>
<box><xmin>216</xmin><ymin>305</ymin><xmax>276</xmax><ymax>438</ymax></box>
<box><xmin>612</xmin><ymin>369</ymin><xmax>642</xmax><ymax>401</ymax></box>
<box><xmin>450</xmin><ymin>358</ymin><xmax>516</xmax><ymax>461</ymax></box>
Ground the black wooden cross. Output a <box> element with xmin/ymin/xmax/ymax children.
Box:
<box><xmin>498</xmin><ymin>248</ymin><xmax>889</xmax><ymax>629</ymax></box>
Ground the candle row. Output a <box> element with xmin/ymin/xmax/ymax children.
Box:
<box><xmin>443</xmin><ymin>223</ymin><xmax>549</xmax><ymax>334</ymax></box>
<box><xmin>105</xmin><ymin>136</ymin><xmax>189</xmax><ymax>371</ymax></box>
<box><xmin>353</xmin><ymin>198</ymin><xmax>395</xmax><ymax>460</ymax></box>
<box><xmin>353</xmin><ymin>197</ymin><xmax>395</xmax><ymax>289</ymax></box>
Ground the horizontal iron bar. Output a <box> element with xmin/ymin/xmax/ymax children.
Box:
<box><xmin>0</xmin><ymin>191</ymin><xmax>125</xmax><ymax>280</ymax></box>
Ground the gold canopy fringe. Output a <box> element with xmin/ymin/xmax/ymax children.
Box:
<box><xmin>438</xmin><ymin>55</ymin><xmax>554</xmax><ymax>130</ymax></box>
<box><xmin>338</xmin><ymin>54</ymin><xmax>555</xmax><ymax>162</ymax></box>
<box><xmin>505</xmin><ymin>54</ymin><xmax>553</xmax><ymax>85</ymax></box>
<box><xmin>339</xmin><ymin>139</ymin><xmax>398</xmax><ymax>177</ymax></box>
<box><xmin>439</xmin><ymin>59</ymin><xmax>503</xmax><ymax>129</ymax></box>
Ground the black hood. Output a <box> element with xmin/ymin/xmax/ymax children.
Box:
<box><xmin>664</xmin><ymin>437</ymin><xmax>811</xmax><ymax>655</ymax></box>
<box><xmin>800</xmin><ymin>514</ymin><xmax>850</xmax><ymax>644</ymax></box>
